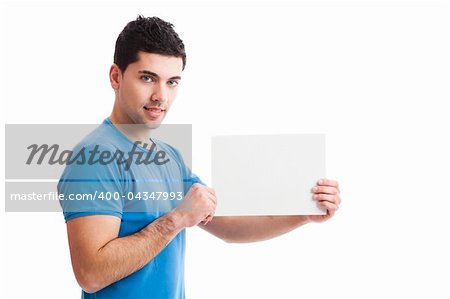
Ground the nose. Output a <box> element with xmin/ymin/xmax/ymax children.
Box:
<box><xmin>151</xmin><ymin>83</ymin><xmax>169</xmax><ymax>105</ymax></box>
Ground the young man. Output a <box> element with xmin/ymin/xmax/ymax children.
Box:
<box><xmin>58</xmin><ymin>16</ymin><xmax>341</xmax><ymax>298</ymax></box>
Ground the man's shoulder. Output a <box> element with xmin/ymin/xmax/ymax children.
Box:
<box><xmin>58</xmin><ymin>122</ymin><xmax>125</xmax><ymax>179</ymax></box>
<box><xmin>72</xmin><ymin>122</ymin><xmax>121</xmax><ymax>153</ymax></box>
<box><xmin>154</xmin><ymin>139</ymin><xmax>182</xmax><ymax>160</ymax></box>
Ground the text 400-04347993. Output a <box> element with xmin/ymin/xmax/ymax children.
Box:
<box><xmin>96</xmin><ymin>191</ymin><xmax>184</xmax><ymax>201</ymax></box>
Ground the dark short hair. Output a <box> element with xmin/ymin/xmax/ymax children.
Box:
<box><xmin>114</xmin><ymin>15</ymin><xmax>186</xmax><ymax>73</ymax></box>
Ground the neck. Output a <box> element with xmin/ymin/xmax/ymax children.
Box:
<box><xmin>109</xmin><ymin>114</ymin><xmax>153</xmax><ymax>145</ymax></box>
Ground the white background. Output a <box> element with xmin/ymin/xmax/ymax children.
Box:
<box><xmin>1</xmin><ymin>1</ymin><xmax>449</xmax><ymax>298</ymax></box>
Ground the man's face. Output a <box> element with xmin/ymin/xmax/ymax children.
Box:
<box><xmin>111</xmin><ymin>51</ymin><xmax>183</xmax><ymax>127</ymax></box>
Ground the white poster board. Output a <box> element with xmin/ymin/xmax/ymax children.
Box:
<box><xmin>212</xmin><ymin>134</ymin><xmax>326</xmax><ymax>216</ymax></box>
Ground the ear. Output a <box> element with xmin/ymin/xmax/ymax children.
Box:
<box><xmin>109</xmin><ymin>64</ymin><xmax>122</xmax><ymax>91</ymax></box>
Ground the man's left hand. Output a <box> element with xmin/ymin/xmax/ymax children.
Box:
<box><xmin>308</xmin><ymin>178</ymin><xmax>341</xmax><ymax>223</ymax></box>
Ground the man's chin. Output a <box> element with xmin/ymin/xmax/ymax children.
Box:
<box><xmin>143</xmin><ymin>121</ymin><xmax>162</xmax><ymax>130</ymax></box>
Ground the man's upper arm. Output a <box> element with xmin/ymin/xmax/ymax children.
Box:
<box><xmin>58</xmin><ymin>142</ymin><xmax>126</xmax><ymax>290</ymax></box>
<box><xmin>58</xmin><ymin>143</ymin><xmax>125</xmax><ymax>222</ymax></box>
<box><xmin>66</xmin><ymin>215</ymin><xmax>121</xmax><ymax>283</ymax></box>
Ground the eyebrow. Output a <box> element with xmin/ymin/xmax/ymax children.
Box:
<box><xmin>138</xmin><ymin>70</ymin><xmax>181</xmax><ymax>80</ymax></box>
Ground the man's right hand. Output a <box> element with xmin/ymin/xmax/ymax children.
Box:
<box><xmin>175</xmin><ymin>183</ymin><xmax>217</xmax><ymax>227</ymax></box>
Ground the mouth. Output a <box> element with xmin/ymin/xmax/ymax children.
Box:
<box><xmin>143</xmin><ymin>105</ymin><xmax>165</xmax><ymax>118</ymax></box>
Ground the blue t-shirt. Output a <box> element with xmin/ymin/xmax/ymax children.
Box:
<box><xmin>58</xmin><ymin>118</ymin><xmax>203</xmax><ymax>299</ymax></box>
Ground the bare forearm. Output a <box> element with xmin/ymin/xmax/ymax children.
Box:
<box><xmin>204</xmin><ymin>215</ymin><xmax>310</xmax><ymax>243</ymax></box>
<box><xmin>83</xmin><ymin>211</ymin><xmax>185</xmax><ymax>292</ymax></box>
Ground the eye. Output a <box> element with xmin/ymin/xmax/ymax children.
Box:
<box><xmin>168</xmin><ymin>80</ymin><xmax>179</xmax><ymax>87</ymax></box>
<box><xmin>140</xmin><ymin>75</ymin><xmax>154</xmax><ymax>82</ymax></box>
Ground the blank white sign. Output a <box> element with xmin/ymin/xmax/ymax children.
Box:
<box><xmin>212</xmin><ymin>134</ymin><xmax>327</xmax><ymax>216</ymax></box>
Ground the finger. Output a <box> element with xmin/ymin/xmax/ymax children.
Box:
<box><xmin>203</xmin><ymin>187</ymin><xmax>216</xmax><ymax>197</ymax></box>
<box><xmin>200</xmin><ymin>191</ymin><xmax>216</xmax><ymax>205</ymax></box>
<box><xmin>313</xmin><ymin>193</ymin><xmax>340</xmax><ymax>205</ymax></box>
<box><xmin>202</xmin><ymin>214</ymin><xmax>213</xmax><ymax>225</ymax></box>
<box><xmin>205</xmin><ymin>186</ymin><xmax>217</xmax><ymax>196</ymax></box>
<box><xmin>191</xmin><ymin>183</ymin><xmax>215</xmax><ymax>196</ymax></box>
<box><xmin>318</xmin><ymin>200</ymin><xmax>337</xmax><ymax>217</ymax></box>
<box><xmin>196</xmin><ymin>184</ymin><xmax>215</xmax><ymax>196</ymax></box>
<box><xmin>201</xmin><ymin>215</ymin><xmax>210</xmax><ymax>225</ymax></box>
<box><xmin>204</xmin><ymin>212</ymin><xmax>214</xmax><ymax>220</ymax></box>
<box><xmin>207</xmin><ymin>193</ymin><xmax>217</xmax><ymax>205</ymax></box>
<box><xmin>208</xmin><ymin>208</ymin><xmax>216</xmax><ymax>220</ymax></box>
<box><xmin>312</xmin><ymin>185</ymin><xmax>339</xmax><ymax>195</ymax></box>
<box><xmin>317</xmin><ymin>178</ymin><xmax>340</xmax><ymax>192</ymax></box>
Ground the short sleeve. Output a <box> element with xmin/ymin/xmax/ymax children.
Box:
<box><xmin>189</xmin><ymin>172</ymin><xmax>206</xmax><ymax>186</ymax></box>
<box><xmin>57</xmin><ymin>144</ymin><xmax>124</xmax><ymax>222</ymax></box>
